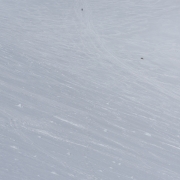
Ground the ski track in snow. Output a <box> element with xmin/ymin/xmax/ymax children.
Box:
<box><xmin>0</xmin><ymin>0</ymin><xmax>180</xmax><ymax>180</ymax></box>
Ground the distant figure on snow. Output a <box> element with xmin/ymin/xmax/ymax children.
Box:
<box><xmin>81</xmin><ymin>8</ymin><xmax>83</xmax><ymax>11</ymax></box>
<box><xmin>141</xmin><ymin>57</ymin><xmax>144</xmax><ymax>60</ymax></box>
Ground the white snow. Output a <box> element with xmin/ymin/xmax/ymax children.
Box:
<box><xmin>1</xmin><ymin>0</ymin><xmax>180</xmax><ymax>180</ymax></box>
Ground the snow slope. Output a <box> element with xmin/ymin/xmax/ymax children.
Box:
<box><xmin>1</xmin><ymin>0</ymin><xmax>180</xmax><ymax>179</ymax></box>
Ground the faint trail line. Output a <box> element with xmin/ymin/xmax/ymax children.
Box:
<box><xmin>78</xmin><ymin>0</ymin><xmax>180</xmax><ymax>103</ymax></box>
<box><xmin>9</xmin><ymin>118</ymin><xmax>99</xmax><ymax>179</ymax></box>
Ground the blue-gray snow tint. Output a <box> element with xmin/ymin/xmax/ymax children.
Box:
<box><xmin>0</xmin><ymin>0</ymin><xmax>180</xmax><ymax>180</ymax></box>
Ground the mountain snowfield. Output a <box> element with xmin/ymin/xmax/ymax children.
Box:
<box><xmin>1</xmin><ymin>0</ymin><xmax>180</xmax><ymax>179</ymax></box>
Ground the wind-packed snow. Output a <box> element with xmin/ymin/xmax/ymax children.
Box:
<box><xmin>1</xmin><ymin>0</ymin><xmax>180</xmax><ymax>179</ymax></box>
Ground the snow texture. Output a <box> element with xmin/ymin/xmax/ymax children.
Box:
<box><xmin>0</xmin><ymin>0</ymin><xmax>180</xmax><ymax>180</ymax></box>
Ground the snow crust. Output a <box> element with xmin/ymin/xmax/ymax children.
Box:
<box><xmin>0</xmin><ymin>0</ymin><xmax>180</xmax><ymax>179</ymax></box>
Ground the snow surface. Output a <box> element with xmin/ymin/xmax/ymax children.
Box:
<box><xmin>1</xmin><ymin>0</ymin><xmax>180</xmax><ymax>180</ymax></box>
